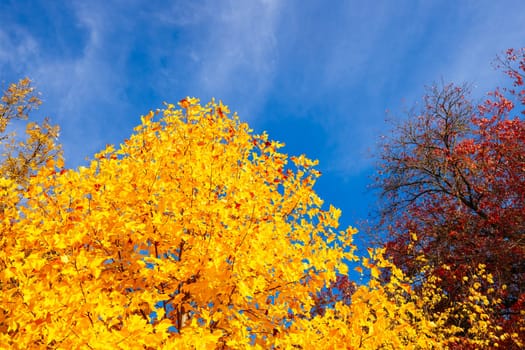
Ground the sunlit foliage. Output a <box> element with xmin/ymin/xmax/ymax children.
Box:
<box><xmin>0</xmin><ymin>97</ymin><xmax>449</xmax><ymax>348</ymax></box>
<box><xmin>0</xmin><ymin>78</ymin><xmax>62</xmax><ymax>188</ymax></box>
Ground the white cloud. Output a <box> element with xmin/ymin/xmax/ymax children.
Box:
<box><xmin>2</xmin><ymin>0</ymin><xmax>523</xmax><ymax>175</ymax></box>
<box><xmin>0</xmin><ymin>1</ymin><xmax>133</xmax><ymax>167</ymax></box>
<box><xmin>439</xmin><ymin>3</ymin><xmax>525</xmax><ymax>95</ymax></box>
<box><xmin>0</xmin><ymin>27</ymin><xmax>39</xmax><ymax>79</ymax></box>
<box><xmin>3</xmin><ymin>0</ymin><xmax>284</xmax><ymax>167</ymax></box>
<box><xmin>188</xmin><ymin>0</ymin><xmax>282</xmax><ymax>117</ymax></box>
<box><xmin>317</xmin><ymin>1</ymin><xmax>525</xmax><ymax>177</ymax></box>
<box><xmin>153</xmin><ymin>2</ymin><xmax>213</xmax><ymax>27</ymax></box>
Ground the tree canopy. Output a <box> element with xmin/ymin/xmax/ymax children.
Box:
<box><xmin>1</xmin><ymin>97</ymin><xmax>443</xmax><ymax>348</ymax></box>
<box><xmin>376</xmin><ymin>48</ymin><xmax>525</xmax><ymax>349</ymax></box>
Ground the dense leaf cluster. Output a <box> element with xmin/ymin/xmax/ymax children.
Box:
<box><xmin>1</xmin><ymin>95</ymin><xmax>440</xmax><ymax>348</ymax></box>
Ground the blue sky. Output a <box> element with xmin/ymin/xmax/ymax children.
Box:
<box><xmin>1</xmin><ymin>0</ymin><xmax>524</xmax><ymax>242</ymax></box>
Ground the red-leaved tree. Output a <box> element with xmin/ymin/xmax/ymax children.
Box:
<box><xmin>375</xmin><ymin>48</ymin><xmax>525</xmax><ymax>348</ymax></box>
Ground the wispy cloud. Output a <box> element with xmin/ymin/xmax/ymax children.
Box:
<box><xmin>1</xmin><ymin>0</ymin><xmax>524</xmax><ymax>177</ymax></box>
<box><xmin>438</xmin><ymin>2</ymin><xmax>525</xmax><ymax>94</ymax></box>
<box><xmin>302</xmin><ymin>1</ymin><xmax>525</xmax><ymax>177</ymax></box>
<box><xmin>2</xmin><ymin>2</ymin><xmax>155</xmax><ymax>166</ymax></box>
<box><xmin>31</xmin><ymin>2</ymin><xmax>132</xmax><ymax>165</ymax></box>
<box><xmin>0</xmin><ymin>0</ymin><xmax>285</xmax><ymax>167</ymax></box>
<box><xmin>0</xmin><ymin>28</ymin><xmax>39</xmax><ymax>77</ymax></box>
<box><xmin>184</xmin><ymin>0</ymin><xmax>282</xmax><ymax>118</ymax></box>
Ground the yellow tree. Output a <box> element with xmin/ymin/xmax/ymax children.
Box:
<box><xmin>0</xmin><ymin>78</ymin><xmax>62</xmax><ymax>188</ymax></box>
<box><xmin>279</xmin><ymin>248</ymin><xmax>443</xmax><ymax>349</ymax></box>
<box><xmin>0</xmin><ymin>98</ymin><xmax>444</xmax><ymax>348</ymax></box>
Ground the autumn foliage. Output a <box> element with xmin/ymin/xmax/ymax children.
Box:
<box><xmin>0</xmin><ymin>96</ymin><xmax>444</xmax><ymax>348</ymax></box>
<box><xmin>376</xmin><ymin>48</ymin><xmax>525</xmax><ymax>348</ymax></box>
<box><xmin>0</xmin><ymin>78</ymin><xmax>62</xmax><ymax>188</ymax></box>
<box><xmin>2</xmin><ymin>49</ymin><xmax>523</xmax><ymax>349</ymax></box>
